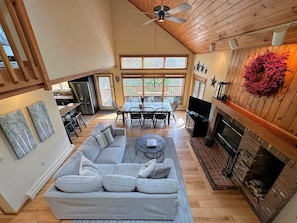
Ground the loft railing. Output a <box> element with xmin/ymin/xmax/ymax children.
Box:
<box><xmin>0</xmin><ymin>0</ymin><xmax>51</xmax><ymax>99</ymax></box>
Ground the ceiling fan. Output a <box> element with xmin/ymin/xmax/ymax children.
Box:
<box><xmin>139</xmin><ymin>2</ymin><xmax>192</xmax><ymax>26</ymax></box>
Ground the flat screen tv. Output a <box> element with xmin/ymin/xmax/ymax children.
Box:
<box><xmin>188</xmin><ymin>96</ymin><xmax>211</xmax><ymax>119</ymax></box>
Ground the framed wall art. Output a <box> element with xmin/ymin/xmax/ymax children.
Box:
<box><xmin>27</xmin><ymin>101</ymin><xmax>54</xmax><ymax>142</ymax></box>
<box><xmin>0</xmin><ymin>109</ymin><xmax>37</xmax><ymax>159</ymax></box>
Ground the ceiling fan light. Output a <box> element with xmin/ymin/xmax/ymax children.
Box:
<box><xmin>229</xmin><ymin>38</ymin><xmax>238</xmax><ymax>50</ymax></box>
<box><xmin>210</xmin><ymin>43</ymin><xmax>216</xmax><ymax>52</ymax></box>
<box><xmin>159</xmin><ymin>13</ymin><xmax>165</xmax><ymax>22</ymax></box>
<box><xmin>272</xmin><ymin>28</ymin><xmax>287</xmax><ymax>46</ymax></box>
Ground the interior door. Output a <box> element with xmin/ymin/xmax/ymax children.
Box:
<box><xmin>96</xmin><ymin>74</ymin><xmax>114</xmax><ymax>109</ymax></box>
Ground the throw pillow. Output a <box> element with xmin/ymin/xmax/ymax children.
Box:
<box><xmin>148</xmin><ymin>167</ymin><xmax>171</xmax><ymax>179</ymax></box>
<box><xmin>95</xmin><ymin>128</ymin><xmax>114</xmax><ymax>149</ymax></box>
<box><xmin>103</xmin><ymin>174</ymin><xmax>136</xmax><ymax>192</ymax></box>
<box><xmin>79</xmin><ymin>156</ymin><xmax>99</xmax><ymax>176</ymax></box>
<box><xmin>102</xmin><ymin>124</ymin><xmax>115</xmax><ymax>136</ymax></box>
<box><xmin>138</xmin><ymin>159</ymin><xmax>156</xmax><ymax>178</ymax></box>
<box><xmin>55</xmin><ymin>175</ymin><xmax>103</xmax><ymax>193</ymax></box>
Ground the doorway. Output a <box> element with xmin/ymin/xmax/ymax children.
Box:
<box><xmin>96</xmin><ymin>74</ymin><xmax>115</xmax><ymax>109</ymax></box>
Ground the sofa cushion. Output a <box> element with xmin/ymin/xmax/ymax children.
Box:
<box><xmin>90</xmin><ymin>122</ymin><xmax>106</xmax><ymax>137</ymax></box>
<box><xmin>77</xmin><ymin>136</ymin><xmax>101</xmax><ymax>162</ymax></box>
<box><xmin>136</xmin><ymin>178</ymin><xmax>179</xmax><ymax>194</ymax></box>
<box><xmin>79</xmin><ymin>157</ymin><xmax>99</xmax><ymax>176</ymax></box>
<box><xmin>94</xmin><ymin>147</ymin><xmax>122</xmax><ymax>164</ymax></box>
<box><xmin>53</xmin><ymin>151</ymin><xmax>83</xmax><ymax>178</ymax></box>
<box><xmin>138</xmin><ymin>159</ymin><xmax>156</xmax><ymax>178</ymax></box>
<box><xmin>95</xmin><ymin>128</ymin><xmax>114</xmax><ymax>149</ymax></box>
<box><xmin>114</xmin><ymin>163</ymin><xmax>140</xmax><ymax>178</ymax></box>
<box><xmin>148</xmin><ymin>167</ymin><xmax>171</xmax><ymax>179</ymax></box>
<box><xmin>55</xmin><ymin>175</ymin><xmax>103</xmax><ymax>193</ymax></box>
<box><xmin>103</xmin><ymin>174</ymin><xmax>136</xmax><ymax>192</ymax></box>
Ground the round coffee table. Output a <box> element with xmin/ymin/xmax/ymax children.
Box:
<box><xmin>135</xmin><ymin>134</ymin><xmax>165</xmax><ymax>162</ymax></box>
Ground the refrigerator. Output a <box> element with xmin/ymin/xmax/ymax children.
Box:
<box><xmin>69</xmin><ymin>77</ymin><xmax>99</xmax><ymax>115</ymax></box>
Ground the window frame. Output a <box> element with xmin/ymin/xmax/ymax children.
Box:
<box><xmin>120</xmin><ymin>55</ymin><xmax>188</xmax><ymax>70</ymax></box>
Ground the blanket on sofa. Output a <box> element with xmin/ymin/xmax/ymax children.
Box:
<box><xmin>73</xmin><ymin>137</ymin><xmax>193</xmax><ymax>223</ymax></box>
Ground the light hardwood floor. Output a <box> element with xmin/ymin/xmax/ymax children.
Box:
<box><xmin>0</xmin><ymin>110</ymin><xmax>260</xmax><ymax>223</ymax></box>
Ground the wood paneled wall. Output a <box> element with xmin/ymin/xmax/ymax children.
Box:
<box><xmin>226</xmin><ymin>44</ymin><xmax>297</xmax><ymax>138</ymax></box>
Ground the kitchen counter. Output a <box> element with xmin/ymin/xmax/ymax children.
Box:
<box><xmin>59</xmin><ymin>103</ymin><xmax>81</xmax><ymax>116</ymax></box>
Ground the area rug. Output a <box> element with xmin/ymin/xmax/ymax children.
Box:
<box><xmin>73</xmin><ymin>137</ymin><xmax>193</xmax><ymax>223</ymax></box>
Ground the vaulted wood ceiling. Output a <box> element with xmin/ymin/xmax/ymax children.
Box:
<box><xmin>128</xmin><ymin>0</ymin><xmax>297</xmax><ymax>54</ymax></box>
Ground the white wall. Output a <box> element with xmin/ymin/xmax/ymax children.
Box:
<box><xmin>0</xmin><ymin>89</ymin><xmax>71</xmax><ymax>212</ymax></box>
<box><xmin>193</xmin><ymin>51</ymin><xmax>232</xmax><ymax>102</ymax></box>
<box><xmin>109</xmin><ymin>0</ymin><xmax>194</xmax><ymax>106</ymax></box>
<box><xmin>23</xmin><ymin>0</ymin><xmax>115</xmax><ymax>80</ymax></box>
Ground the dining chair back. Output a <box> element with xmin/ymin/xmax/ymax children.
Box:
<box><xmin>142</xmin><ymin>107</ymin><xmax>155</xmax><ymax>127</ymax></box>
<box><xmin>129</xmin><ymin>107</ymin><xmax>142</xmax><ymax>128</ymax></box>
<box><xmin>154</xmin><ymin>107</ymin><xmax>168</xmax><ymax>128</ymax></box>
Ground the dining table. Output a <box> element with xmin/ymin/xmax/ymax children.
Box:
<box><xmin>121</xmin><ymin>101</ymin><xmax>172</xmax><ymax>126</ymax></box>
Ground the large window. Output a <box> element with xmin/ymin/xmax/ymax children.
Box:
<box><xmin>120</xmin><ymin>55</ymin><xmax>188</xmax><ymax>69</ymax></box>
<box><xmin>122</xmin><ymin>74</ymin><xmax>185</xmax><ymax>103</ymax></box>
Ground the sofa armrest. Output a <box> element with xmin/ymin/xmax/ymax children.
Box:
<box><xmin>113</xmin><ymin>128</ymin><xmax>126</xmax><ymax>136</ymax></box>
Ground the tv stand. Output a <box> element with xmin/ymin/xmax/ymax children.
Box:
<box><xmin>185</xmin><ymin>110</ymin><xmax>209</xmax><ymax>137</ymax></box>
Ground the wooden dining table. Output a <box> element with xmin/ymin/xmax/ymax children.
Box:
<box><xmin>121</xmin><ymin>102</ymin><xmax>172</xmax><ymax>126</ymax></box>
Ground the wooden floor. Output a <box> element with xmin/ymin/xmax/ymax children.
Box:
<box><xmin>0</xmin><ymin>110</ymin><xmax>260</xmax><ymax>223</ymax></box>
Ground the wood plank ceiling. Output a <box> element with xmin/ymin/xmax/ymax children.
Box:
<box><xmin>128</xmin><ymin>0</ymin><xmax>297</xmax><ymax>54</ymax></box>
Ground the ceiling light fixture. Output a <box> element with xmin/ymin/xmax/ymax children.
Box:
<box><xmin>210</xmin><ymin>42</ymin><xmax>216</xmax><ymax>52</ymax></box>
<box><xmin>229</xmin><ymin>38</ymin><xmax>238</xmax><ymax>50</ymax></box>
<box><xmin>272</xmin><ymin>27</ymin><xmax>288</xmax><ymax>46</ymax></box>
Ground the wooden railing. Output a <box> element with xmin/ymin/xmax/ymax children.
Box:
<box><xmin>0</xmin><ymin>0</ymin><xmax>51</xmax><ymax>99</ymax></box>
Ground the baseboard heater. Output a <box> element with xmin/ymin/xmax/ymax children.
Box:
<box><xmin>25</xmin><ymin>144</ymin><xmax>74</xmax><ymax>200</ymax></box>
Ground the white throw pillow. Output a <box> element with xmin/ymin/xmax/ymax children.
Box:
<box><xmin>55</xmin><ymin>175</ymin><xmax>103</xmax><ymax>193</ymax></box>
<box><xmin>103</xmin><ymin>174</ymin><xmax>136</xmax><ymax>192</ymax></box>
<box><xmin>79</xmin><ymin>156</ymin><xmax>99</xmax><ymax>176</ymax></box>
<box><xmin>138</xmin><ymin>159</ymin><xmax>156</xmax><ymax>178</ymax></box>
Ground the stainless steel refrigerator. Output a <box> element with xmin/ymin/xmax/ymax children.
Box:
<box><xmin>69</xmin><ymin>79</ymin><xmax>99</xmax><ymax>115</ymax></box>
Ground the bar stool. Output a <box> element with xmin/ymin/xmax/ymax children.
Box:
<box><xmin>71</xmin><ymin>112</ymin><xmax>86</xmax><ymax>132</ymax></box>
<box><xmin>62</xmin><ymin>117</ymin><xmax>78</xmax><ymax>143</ymax></box>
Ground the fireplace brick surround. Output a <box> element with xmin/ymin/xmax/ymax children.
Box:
<box><xmin>192</xmin><ymin>98</ymin><xmax>297</xmax><ymax>223</ymax></box>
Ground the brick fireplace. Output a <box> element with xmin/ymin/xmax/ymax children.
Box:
<box><xmin>191</xmin><ymin>98</ymin><xmax>297</xmax><ymax>223</ymax></box>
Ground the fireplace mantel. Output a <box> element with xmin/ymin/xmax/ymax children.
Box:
<box><xmin>211</xmin><ymin>98</ymin><xmax>297</xmax><ymax>162</ymax></box>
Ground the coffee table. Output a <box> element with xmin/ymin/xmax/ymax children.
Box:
<box><xmin>135</xmin><ymin>134</ymin><xmax>165</xmax><ymax>162</ymax></box>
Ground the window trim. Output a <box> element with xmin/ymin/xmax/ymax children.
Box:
<box><xmin>120</xmin><ymin>55</ymin><xmax>189</xmax><ymax>70</ymax></box>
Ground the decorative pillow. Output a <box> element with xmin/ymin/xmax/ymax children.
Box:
<box><xmin>79</xmin><ymin>156</ymin><xmax>99</xmax><ymax>176</ymax></box>
<box><xmin>138</xmin><ymin>159</ymin><xmax>156</xmax><ymax>178</ymax></box>
<box><xmin>148</xmin><ymin>167</ymin><xmax>171</xmax><ymax>179</ymax></box>
<box><xmin>103</xmin><ymin>174</ymin><xmax>136</xmax><ymax>192</ymax></box>
<box><xmin>136</xmin><ymin>178</ymin><xmax>179</xmax><ymax>194</ymax></box>
<box><xmin>102</xmin><ymin>124</ymin><xmax>115</xmax><ymax>136</ymax></box>
<box><xmin>55</xmin><ymin>175</ymin><xmax>103</xmax><ymax>193</ymax></box>
<box><xmin>95</xmin><ymin>128</ymin><xmax>114</xmax><ymax>149</ymax></box>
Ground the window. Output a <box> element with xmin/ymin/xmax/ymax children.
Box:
<box><xmin>120</xmin><ymin>55</ymin><xmax>188</xmax><ymax>69</ymax></box>
<box><xmin>52</xmin><ymin>81</ymin><xmax>70</xmax><ymax>90</ymax></box>
<box><xmin>122</xmin><ymin>74</ymin><xmax>185</xmax><ymax>103</ymax></box>
<box><xmin>192</xmin><ymin>77</ymin><xmax>206</xmax><ymax>99</ymax></box>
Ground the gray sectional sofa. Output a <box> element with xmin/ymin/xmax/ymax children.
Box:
<box><xmin>44</xmin><ymin>122</ymin><xmax>180</xmax><ymax>220</ymax></box>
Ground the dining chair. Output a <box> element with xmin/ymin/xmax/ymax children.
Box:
<box><xmin>153</xmin><ymin>107</ymin><xmax>168</xmax><ymax>128</ymax></box>
<box><xmin>170</xmin><ymin>101</ymin><xmax>179</xmax><ymax>121</ymax></box>
<box><xmin>153</xmin><ymin>96</ymin><xmax>162</xmax><ymax>102</ymax></box>
<box><xmin>71</xmin><ymin>111</ymin><xmax>87</xmax><ymax>131</ymax></box>
<box><xmin>142</xmin><ymin>107</ymin><xmax>155</xmax><ymax>127</ymax></box>
<box><xmin>129</xmin><ymin>107</ymin><xmax>142</xmax><ymax>128</ymax></box>
<box><xmin>112</xmin><ymin>100</ymin><xmax>124</xmax><ymax>122</ymax></box>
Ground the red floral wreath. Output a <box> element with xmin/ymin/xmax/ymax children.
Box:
<box><xmin>243</xmin><ymin>51</ymin><xmax>288</xmax><ymax>97</ymax></box>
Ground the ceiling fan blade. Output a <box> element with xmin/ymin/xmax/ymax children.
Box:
<box><xmin>166</xmin><ymin>16</ymin><xmax>186</xmax><ymax>24</ymax></box>
<box><xmin>131</xmin><ymin>10</ymin><xmax>153</xmax><ymax>15</ymax></box>
<box><xmin>142</xmin><ymin>18</ymin><xmax>158</xmax><ymax>26</ymax></box>
<box><xmin>167</xmin><ymin>3</ymin><xmax>191</xmax><ymax>15</ymax></box>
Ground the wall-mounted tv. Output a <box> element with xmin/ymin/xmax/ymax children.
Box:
<box><xmin>188</xmin><ymin>96</ymin><xmax>211</xmax><ymax>119</ymax></box>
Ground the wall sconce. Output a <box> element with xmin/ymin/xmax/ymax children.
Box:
<box><xmin>229</xmin><ymin>38</ymin><xmax>238</xmax><ymax>50</ymax></box>
<box><xmin>115</xmin><ymin>75</ymin><xmax>120</xmax><ymax>83</ymax></box>
<box><xmin>210</xmin><ymin>42</ymin><xmax>216</xmax><ymax>52</ymax></box>
<box><xmin>272</xmin><ymin>27</ymin><xmax>287</xmax><ymax>46</ymax></box>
